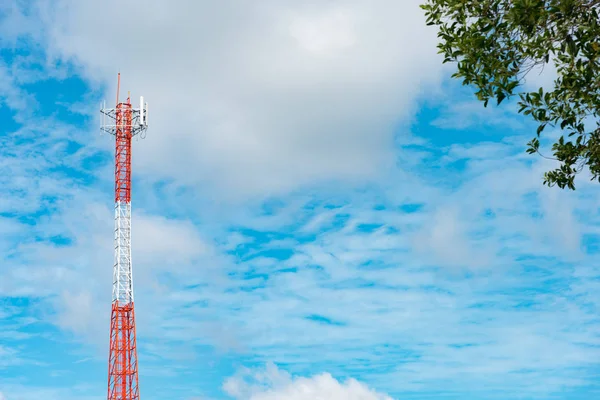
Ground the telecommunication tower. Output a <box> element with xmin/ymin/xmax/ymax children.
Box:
<box><xmin>100</xmin><ymin>73</ymin><xmax>148</xmax><ymax>400</ymax></box>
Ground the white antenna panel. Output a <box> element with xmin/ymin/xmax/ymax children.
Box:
<box><xmin>139</xmin><ymin>96</ymin><xmax>144</xmax><ymax>125</ymax></box>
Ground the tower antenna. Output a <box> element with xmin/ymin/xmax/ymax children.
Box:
<box><xmin>100</xmin><ymin>74</ymin><xmax>148</xmax><ymax>400</ymax></box>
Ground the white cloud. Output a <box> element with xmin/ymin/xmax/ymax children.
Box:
<box><xmin>134</xmin><ymin>213</ymin><xmax>209</xmax><ymax>270</ymax></box>
<box><xmin>288</xmin><ymin>7</ymin><xmax>357</xmax><ymax>54</ymax></box>
<box><xmin>0</xmin><ymin>185</ymin><xmax>216</xmax><ymax>347</ymax></box>
<box><xmin>224</xmin><ymin>363</ymin><xmax>393</xmax><ymax>400</ymax></box>
<box><xmin>1</xmin><ymin>2</ymin><xmax>600</xmax><ymax>398</ymax></box>
<box><xmin>31</xmin><ymin>0</ymin><xmax>444</xmax><ymax>198</ymax></box>
<box><xmin>413</xmin><ymin>206</ymin><xmax>476</xmax><ymax>267</ymax></box>
<box><xmin>539</xmin><ymin>188</ymin><xmax>582</xmax><ymax>257</ymax></box>
<box><xmin>430</xmin><ymin>97</ymin><xmax>523</xmax><ymax>131</ymax></box>
<box><xmin>522</xmin><ymin>58</ymin><xmax>558</xmax><ymax>93</ymax></box>
<box><xmin>1</xmin><ymin>93</ymin><xmax>598</xmax><ymax>397</ymax></box>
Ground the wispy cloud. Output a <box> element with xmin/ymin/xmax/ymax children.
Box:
<box><xmin>1</xmin><ymin>1</ymin><xmax>600</xmax><ymax>399</ymax></box>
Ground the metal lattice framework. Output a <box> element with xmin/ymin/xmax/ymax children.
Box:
<box><xmin>101</xmin><ymin>73</ymin><xmax>148</xmax><ymax>400</ymax></box>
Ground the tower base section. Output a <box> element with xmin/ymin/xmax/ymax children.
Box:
<box><xmin>108</xmin><ymin>302</ymin><xmax>139</xmax><ymax>400</ymax></box>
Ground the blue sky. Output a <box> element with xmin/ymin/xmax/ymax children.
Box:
<box><xmin>1</xmin><ymin>1</ymin><xmax>600</xmax><ymax>399</ymax></box>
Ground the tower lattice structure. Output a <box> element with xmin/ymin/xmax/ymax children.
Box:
<box><xmin>101</xmin><ymin>73</ymin><xmax>148</xmax><ymax>400</ymax></box>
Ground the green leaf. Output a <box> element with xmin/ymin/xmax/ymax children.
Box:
<box><xmin>537</xmin><ymin>123</ymin><xmax>546</xmax><ymax>136</ymax></box>
<box><xmin>497</xmin><ymin>92</ymin><xmax>506</xmax><ymax>105</ymax></box>
<box><xmin>422</xmin><ymin>0</ymin><xmax>600</xmax><ymax>190</ymax></box>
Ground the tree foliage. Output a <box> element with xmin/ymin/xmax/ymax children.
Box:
<box><xmin>421</xmin><ymin>0</ymin><xmax>600</xmax><ymax>190</ymax></box>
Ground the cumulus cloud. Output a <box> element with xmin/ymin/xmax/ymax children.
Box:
<box><xmin>223</xmin><ymin>363</ymin><xmax>393</xmax><ymax>400</ymax></box>
<box><xmin>31</xmin><ymin>0</ymin><xmax>444</xmax><ymax>198</ymax></box>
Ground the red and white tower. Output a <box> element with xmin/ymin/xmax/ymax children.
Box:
<box><xmin>100</xmin><ymin>74</ymin><xmax>148</xmax><ymax>400</ymax></box>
